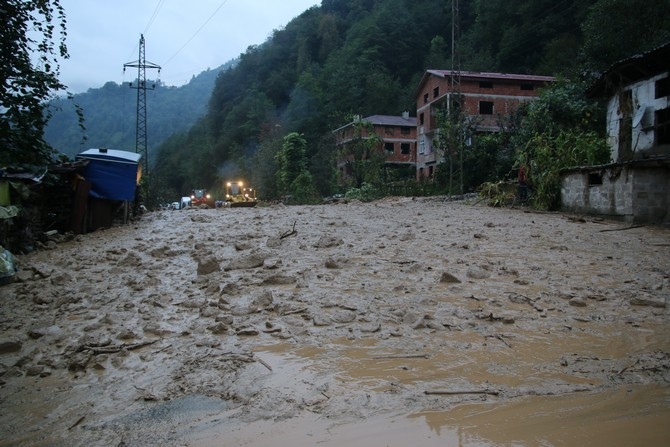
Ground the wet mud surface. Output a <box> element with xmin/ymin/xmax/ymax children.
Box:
<box><xmin>1</xmin><ymin>197</ymin><xmax>669</xmax><ymax>446</ymax></box>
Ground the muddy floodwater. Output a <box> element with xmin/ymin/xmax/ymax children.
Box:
<box><xmin>1</xmin><ymin>197</ymin><xmax>669</xmax><ymax>446</ymax></box>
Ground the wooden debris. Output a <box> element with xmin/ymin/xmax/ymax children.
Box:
<box><xmin>281</xmin><ymin>221</ymin><xmax>297</xmax><ymax>239</ymax></box>
<box><xmin>371</xmin><ymin>354</ymin><xmax>429</xmax><ymax>360</ymax></box>
<box><xmin>255</xmin><ymin>356</ymin><xmax>273</xmax><ymax>372</ymax></box>
<box><xmin>599</xmin><ymin>224</ymin><xmax>645</xmax><ymax>232</ymax></box>
<box><xmin>616</xmin><ymin>358</ymin><xmax>640</xmax><ymax>376</ymax></box>
<box><xmin>485</xmin><ymin>334</ymin><xmax>513</xmax><ymax>348</ymax></box>
<box><xmin>68</xmin><ymin>416</ymin><xmax>86</xmax><ymax>430</ymax></box>
<box><xmin>424</xmin><ymin>389</ymin><xmax>499</xmax><ymax>396</ymax></box>
<box><xmin>80</xmin><ymin>339</ymin><xmax>158</xmax><ymax>355</ymax></box>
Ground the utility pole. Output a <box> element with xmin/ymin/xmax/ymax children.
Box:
<box><xmin>123</xmin><ymin>34</ymin><xmax>160</xmax><ymax>176</ymax></box>
<box><xmin>449</xmin><ymin>0</ymin><xmax>463</xmax><ymax>195</ymax></box>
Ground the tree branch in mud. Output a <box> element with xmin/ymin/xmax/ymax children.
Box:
<box><xmin>599</xmin><ymin>224</ymin><xmax>645</xmax><ymax>232</ymax></box>
<box><xmin>281</xmin><ymin>221</ymin><xmax>297</xmax><ymax>239</ymax></box>
<box><xmin>255</xmin><ymin>355</ymin><xmax>273</xmax><ymax>372</ymax></box>
<box><xmin>79</xmin><ymin>339</ymin><xmax>159</xmax><ymax>355</ymax></box>
<box><xmin>424</xmin><ymin>389</ymin><xmax>500</xmax><ymax>396</ymax></box>
<box><xmin>371</xmin><ymin>354</ymin><xmax>430</xmax><ymax>360</ymax></box>
<box><xmin>616</xmin><ymin>358</ymin><xmax>640</xmax><ymax>375</ymax></box>
<box><xmin>485</xmin><ymin>334</ymin><xmax>513</xmax><ymax>348</ymax></box>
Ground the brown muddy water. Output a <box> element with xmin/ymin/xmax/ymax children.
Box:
<box><xmin>0</xmin><ymin>197</ymin><xmax>669</xmax><ymax>446</ymax></box>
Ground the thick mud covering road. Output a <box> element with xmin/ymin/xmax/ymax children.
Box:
<box><xmin>1</xmin><ymin>197</ymin><xmax>669</xmax><ymax>446</ymax></box>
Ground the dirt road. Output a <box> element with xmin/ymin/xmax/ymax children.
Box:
<box><xmin>1</xmin><ymin>197</ymin><xmax>669</xmax><ymax>446</ymax></box>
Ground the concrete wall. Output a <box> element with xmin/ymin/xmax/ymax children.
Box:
<box><xmin>562</xmin><ymin>163</ymin><xmax>669</xmax><ymax>223</ymax></box>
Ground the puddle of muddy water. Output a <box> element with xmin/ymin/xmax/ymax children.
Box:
<box><xmin>185</xmin><ymin>384</ymin><xmax>670</xmax><ymax>447</ymax></box>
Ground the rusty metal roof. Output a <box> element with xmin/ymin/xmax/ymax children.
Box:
<box><xmin>587</xmin><ymin>42</ymin><xmax>670</xmax><ymax>97</ymax></box>
<box><xmin>425</xmin><ymin>69</ymin><xmax>555</xmax><ymax>83</ymax></box>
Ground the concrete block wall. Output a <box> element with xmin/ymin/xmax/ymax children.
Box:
<box><xmin>561</xmin><ymin>165</ymin><xmax>669</xmax><ymax>223</ymax></box>
<box><xmin>632</xmin><ymin>168</ymin><xmax>670</xmax><ymax>222</ymax></box>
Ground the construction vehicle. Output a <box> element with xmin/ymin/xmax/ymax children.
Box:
<box><xmin>190</xmin><ymin>189</ymin><xmax>214</xmax><ymax>207</ymax></box>
<box><xmin>225</xmin><ymin>181</ymin><xmax>257</xmax><ymax>207</ymax></box>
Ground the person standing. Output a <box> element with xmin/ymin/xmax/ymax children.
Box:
<box><xmin>518</xmin><ymin>164</ymin><xmax>528</xmax><ymax>203</ymax></box>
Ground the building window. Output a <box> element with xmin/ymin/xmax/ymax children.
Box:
<box><xmin>385</xmin><ymin>126</ymin><xmax>394</xmax><ymax>135</ymax></box>
<box><xmin>588</xmin><ymin>172</ymin><xmax>603</xmax><ymax>186</ymax></box>
<box><xmin>419</xmin><ymin>136</ymin><xmax>425</xmax><ymax>154</ymax></box>
<box><xmin>433</xmin><ymin>86</ymin><xmax>439</xmax><ymax>98</ymax></box>
<box><xmin>423</xmin><ymin>93</ymin><xmax>429</xmax><ymax>104</ymax></box>
<box><xmin>385</xmin><ymin>142</ymin><xmax>394</xmax><ymax>153</ymax></box>
<box><xmin>420</xmin><ymin>113</ymin><xmax>424</xmax><ymax>125</ymax></box>
<box><xmin>656</xmin><ymin>107</ymin><xmax>670</xmax><ymax>145</ymax></box>
<box><xmin>400</xmin><ymin>143</ymin><xmax>410</xmax><ymax>154</ymax></box>
<box><xmin>520</xmin><ymin>83</ymin><xmax>534</xmax><ymax>91</ymax></box>
<box><xmin>479</xmin><ymin>81</ymin><xmax>493</xmax><ymax>88</ymax></box>
<box><xmin>400</xmin><ymin>126</ymin><xmax>410</xmax><ymax>135</ymax></box>
<box><xmin>656</xmin><ymin>77</ymin><xmax>670</xmax><ymax>99</ymax></box>
<box><xmin>479</xmin><ymin>101</ymin><xmax>494</xmax><ymax>115</ymax></box>
<box><xmin>428</xmin><ymin>165</ymin><xmax>434</xmax><ymax>177</ymax></box>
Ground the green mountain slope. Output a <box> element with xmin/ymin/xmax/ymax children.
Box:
<box><xmin>44</xmin><ymin>62</ymin><xmax>232</xmax><ymax>162</ymax></box>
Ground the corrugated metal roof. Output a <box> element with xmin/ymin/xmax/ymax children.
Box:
<box><xmin>332</xmin><ymin>114</ymin><xmax>415</xmax><ymax>133</ymax></box>
<box><xmin>426</xmin><ymin>69</ymin><xmax>555</xmax><ymax>83</ymax></box>
<box><xmin>587</xmin><ymin>42</ymin><xmax>670</xmax><ymax>97</ymax></box>
<box><xmin>362</xmin><ymin>115</ymin><xmax>416</xmax><ymax>126</ymax></box>
<box><xmin>77</xmin><ymin>148</ymin><xmax>142</xmax><ymax>164</ymax></box>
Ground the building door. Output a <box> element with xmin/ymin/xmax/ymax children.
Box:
<box><xmin>618</xmin><ymin>90</ymin><xmax>633</xmax><ymax>161</ymax></box>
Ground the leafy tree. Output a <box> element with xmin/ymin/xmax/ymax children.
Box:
<box><xmin>433</xmin><ymin>97</ymin><xmax>478</xmax><ymax>195</ymax></box>
<box><xmin>276</xmin><ymin>132</ymin><xmax>313</xmax><ymax>200</ymax></box>
<box><xmin>581</xmin><ymin>0</ymin><xmax>670</xmax><ymax>72</ymax></box>
<box><xmin>337</xmin><ymin>118</ymin><xmax>383</xmax><ymax>190</ymax></box>
<box><xmin>1</xmin><ymin>0</ymin><xmax>71</xmax><ymax>166</ymax></box>
<box><xmin>251</xmin><ymin>122</ymin><xmax>283</xmax><ymax>201</ymax></box>
<box><xmin>514</xmin><ymin>81</ymin><xmax>610</xmax><ymax>210</ymax></box>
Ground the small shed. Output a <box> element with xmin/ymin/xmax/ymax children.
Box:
<box><xmin>76</xmin><ymin>148</ymin><xmax>142</xmax><ymax>201</ymax></box>
<box><xmin>75</xmin><ymin>148</ymin><xmax>142</xmax><ymax>231</ymax></box>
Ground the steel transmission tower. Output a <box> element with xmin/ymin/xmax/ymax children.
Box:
<box><xmin>123</xmin><ymin>34</ymin><xmax>161</xmax><ymax>176</ymax></box>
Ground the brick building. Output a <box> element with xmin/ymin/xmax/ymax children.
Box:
<box><xmin>415</xmin><ymin>70</ymin><xmax>554</xmax><ymax>180</ymax></box>
<box><xmin>333</xmin><ymin>112</ymin><xmax>417</xmax><ymax>181</ymax></box>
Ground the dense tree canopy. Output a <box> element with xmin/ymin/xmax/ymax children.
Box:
<box><xmin>1</xmin><ymin>0</ymin><xmax>69</xmax><ymax>166</ymax></box>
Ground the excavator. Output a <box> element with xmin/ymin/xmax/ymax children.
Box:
<box><xmin>190</xmin><ymin>189</ymin><xmax>214</xmax><ymax>207</ymax></box>
<box><xmin>225</xmin><ymin>181</ymin><xmax>257</xmax><ymax>207</ymax></box>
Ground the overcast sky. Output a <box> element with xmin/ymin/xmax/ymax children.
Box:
<box><xmin>57</xmin><ymin>0</ymin><xmax>318</xmax><ymax>93</ymax></box>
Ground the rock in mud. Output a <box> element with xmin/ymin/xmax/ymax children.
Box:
<box><xmin>0</xmin><ymin>339</ymin><xmax>22</xmax><ymax>354</ymax></box>
<box><xmin>223</xmin><ymin>251</ymin><xmax>269</xmax><ymax>270</ymax></box>
<box><xmin>196</xmin><ymin>256</ymin><xmax>221</xmax><ymax>275</ymax></box>
<box><xmin>439</xmin><ymin>272</ymin><xmax>461</xmax><ymax>284</ymax></box>
<box><xmin>313</xmin><ymin>235</ymin><xmax>343</xmax><ymax>248</ymax></box>
<box><xmin>568</xmin><ymin>297</ymin><xmax>587</xmax><ymax>307</ymax></box>
<box><xmin>262</xmin><ymin>274</ymin><xmax>297</xmax><ymax>285</ymax></box>
<box><xmin>630</xmin><ymin>295</ymin><xmax>666</xmax><ymax>308</ymax></box>
<box><xmin>235</xmin><ymin>327</ymin><xmax>259</xmax><ymax>336</ymax></box>
<box><xmin>466</xmin><ymin>267</ymin><xmax>491</xmax><ymax>280</ymax></box>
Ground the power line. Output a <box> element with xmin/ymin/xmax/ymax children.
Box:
<box><xmin>161</xmin><ymin>0</ymin><xmax>229</xmax><ymax>67</ymax></box>
<box><xmin>144</xmin><ymin>0</ymin><xmax>166</xmax><ymax>35</ymax></box>
<box><xmin>124</xmin><ymin>0</ymin><xmax>166</xmax><ymax>65</ymax></box>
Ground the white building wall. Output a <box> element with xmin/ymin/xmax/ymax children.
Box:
<box><xmin>606</xmin><ymin>73</ymin><xmax>670</xmax><ymax>161</ymax></box>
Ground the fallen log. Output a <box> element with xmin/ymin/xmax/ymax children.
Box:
<box><xmin>371</xmin><ymin>354</ymin><xmax>430</xmax><ymax>360</ymax></box>
<box><xmin>424</xmin><ymin>389</ymin><xmax>499</xmax><ymax>396</ymax></box>
<box><xmin>80</xmin><ymin>339</ymin><xmax>158</xmax><ymax>355</ymax></box>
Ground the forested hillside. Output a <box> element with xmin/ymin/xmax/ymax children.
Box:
<box><xmin>44</xmin><ymin>63</ymin><xmax>230</xmax><ymax>162</ymax></box>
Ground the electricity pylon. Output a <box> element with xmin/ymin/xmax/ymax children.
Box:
<box><xmin>123</xmin><ymin>34</ymin><xmax>160</xmax><ymax>176</ymax></box>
